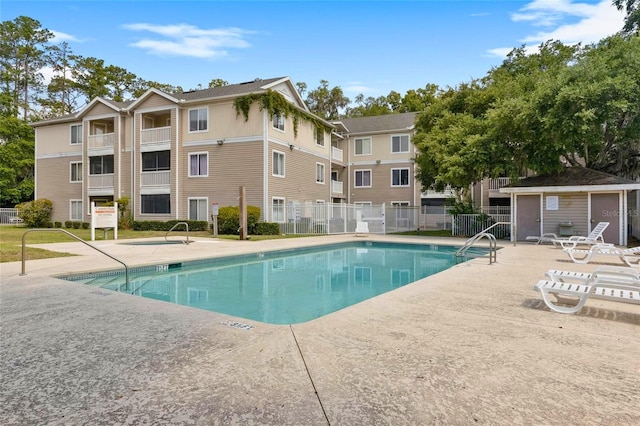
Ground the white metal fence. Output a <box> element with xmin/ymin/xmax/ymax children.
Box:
<box><xmin>268</xmin><ymin>203</ymin><xmax>386</xmax><ymax>235</ymax></box>
<box><xmin>452</xmin><ymin>214</ymin><xmax>511</xmax><ymax>238</ymax></box>
<box><xmin>0</xmin><ymin>208</ymin><xmax>22</xmax><ymax>224</ymax></box>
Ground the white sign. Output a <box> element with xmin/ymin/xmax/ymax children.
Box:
<box><xmin>546</xmin><ymin>196</ymin><xmax>559</xmax><ymax>211</ymax></box>
<box><xmin>211</xmin><ymin>202</ymin><xmax>219</xmax><ymax>216</ymax></box>
<box><xmin>91</xmin><ymin>202</ymin><xmax>118</xmax><ymax>240</ymax></box>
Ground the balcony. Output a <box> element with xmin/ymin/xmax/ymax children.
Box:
<box><xmin>331</xmin><ymin>146</ymin><xmax>343</xmax><ymax>162</ymax></box>
<box><xmin>88</xmin><ymin>174</ymin><xmax>114</xmax><ymax>192</ymax></box>
<box><xmin>331</xmin><ymin>180</ymin><xmax>344</xmax><ymax>194</ymax></box>
<box><xmin>422</xmin><ymin>185</ymin><xmax>455</xmax><ymax>199</ymax></box>
<box><xmin>141</xmin><ymin>170</ymin><xmax>170</xmax><ymax>186</ymax></box>
<box><xmin>141</xmin><ymin>126</ymin><xmax>171</xmax><ymax>145</ymax></box>
<box><xmin>488</xmin><ymin>177</ymin><xmax>511</xmax><ymax>191</ymax></box>
<box><xmin>87</xmin><ymin>133</ymin><xmax>115</xmax><ymax>150</ymax></box>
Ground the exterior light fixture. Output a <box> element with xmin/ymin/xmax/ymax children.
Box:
<box><xmin>217</xmin><ymin>139</ymin><xmax>224</xmax><ymax>145</ymax></box>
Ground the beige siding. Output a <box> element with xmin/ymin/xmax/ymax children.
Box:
<box><xmin>136</xmin><ymin>93</ymin><xmax>174</xmax><ymax>110</ymax></box>
<box><xmin>542</xmin><ymin>193</ymin><xmax>589</xmax><ymax>236</ymax></box>
<box><xmin>268</xmin><ymin>143</ymin><xmax>330</xmax><ymax>205</ymax></box>
<box><xmin>179</xmin><ymin>142</ymin><xmax>264</xmax><ymax>218</ymax></box>
<box><xmin>182</xmin><ymin>101</ymin><xmax>263</xmax><ymax>143</ymax></box>
<box><xmin>36</xmin><ymin>157</ymin><xmax>83</xmax><ymax>223</ymax></box>
<box><xmin>350</xmin><ymin>163</ymin><xmax>416</xmax><ymax>206</ymax></box>
<box><xmin>35</xmin><ymin>123</ymin><xmax>83</xmax><ymax>156</ymax></box>
<box><xmin>83</xmin><ymin>102</ymin><xmax>116</xmax><ymax>116</ymax></box>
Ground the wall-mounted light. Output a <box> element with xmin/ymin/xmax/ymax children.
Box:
<box><xmin>289</xmin><ymin>144</ymin><xmax>294</xmax><ymax>151</ymax></box>
<box><xmin>376</xmin><ymin>159</ymin><xmax>381</xmax><ymax>164</ymax></box>
<box><xmin>217</xmin><ymin>139</ymin><xmax>224</xmax><ymax>145</ymax></box>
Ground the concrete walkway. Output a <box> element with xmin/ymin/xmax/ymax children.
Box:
<box><xmin>1</xmin><ymin>235</ymin><xmax>639</xmax><ymax>425</ymax></box>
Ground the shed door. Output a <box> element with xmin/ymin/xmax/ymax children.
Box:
<box><xmin>516</xmin><ymin>195</ymin><xmax>540</xmax><ymax>241</ymax></box>
<box><xmin>590</xmin><ymin>193</ymin><xmax>620</xmax><ymax>244</ymax></box>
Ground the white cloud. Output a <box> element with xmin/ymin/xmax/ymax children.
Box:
<box><xmin>51</xmin><ymin>30</ymin><xmax>80</xmax><ymax>43</ymax></box>
<box><xmin>488</xmin><ymin>0</ymin><xmax>625</xmax><ymax>58</ymax></box>
<box><xmin>344</xmin><ymin>82</ymin><xmax>375</xmax><ymax>94</ymax></box>
<box><xmin>123</xmin><ymin>23</ymin><xmax>254</xmax><ymax>58</ymax></box>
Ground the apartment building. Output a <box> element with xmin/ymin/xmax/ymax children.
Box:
<box><xmin>331</xmin><ymin>112</ymin><xmax>421</xmax><ymax>209</ymax></box>
<box><xmin>32</xmin><ymin>77</ymin><xmax>338</xmax><ymax>224</ymax></box>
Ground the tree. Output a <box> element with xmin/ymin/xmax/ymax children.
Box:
<box><xmin>0</xmin><ymin>16</ymin><xmax>53</xmax><ymax>120</ymax></box>
<box><xmin>614</xmin><ymin>0</ymin><xmax>640</xmax><ymax>33</ymax></box>
<box><xmin>344</xmin><ymin>94</ymin><xmax>393</xmax><ymax>117</ymax></box>
<box><xmin>304</xmin><ymin>80</ymin><xmax>350</xmax><ymax>120</ymax></box>
<box><xmin>40</xmin><ymin>41</ymin><xmax>82</xmax><ymax>117</ymax></box>
<box><xmin>0</xmin><ymin>116</ymin><xmax>34</xmax><ymax>206</ymax></box>
<box><xmin>208</xmin><ymin>78</ymin><xmax>229</xmax><ymax>88</ymax></box>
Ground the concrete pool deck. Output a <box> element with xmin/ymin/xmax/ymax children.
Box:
<box><xmin>1</xmin><ymin>234</ymin><xmax>639</xmax><ymax>425</ymax></box>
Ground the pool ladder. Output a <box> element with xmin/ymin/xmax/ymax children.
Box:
<box><xmin>165</xmin><ymin>221</ymin><xmax>191</xmax><ymax>245</ymax></box>
<box><xmin>20</xmin><ymin>228</ymin><xmax>130</xmax><ymax>291</ymax></box>
<box><xmin>455</xmin><ymin>222</ymin><xmax>511</xmax><ymax>264</ymax></box>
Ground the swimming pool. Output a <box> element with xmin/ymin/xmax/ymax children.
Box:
<box><xmin>61</xmin><ymin>241</ymin><xmax>485</xmax><ymax>324</ymax></box>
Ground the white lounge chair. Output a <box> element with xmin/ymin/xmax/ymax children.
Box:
<box><xmin>355</xmin><ymin>221</ymin><xmax>369</xmax><ymax>237</ymax></box>
<box><xmin>563</xmin><ymin>243</ymin><xmax>640</xmax><ymax>267</ymax></box>
<box><xmin>551</xmin><ymin>221</ymin><xmax>609</xmax><ymax>249</ymax></box>
<box><xmin>525</xmin><ymin>233</ymin><xmax>559</xmax><ymax>245</ymax></box>
<box><xmin>534</xmin><ymin>265</ymin><xmax>640</xmax><ymax>313</ymax></box>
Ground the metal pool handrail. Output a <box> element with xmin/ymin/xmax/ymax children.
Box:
<box><xmin>21</xmin><ymin>228</ymin><xmax>130</xmax><ymax>290</ymax></box>
<box><xmin>165</xmin><ymin>221</ymin><xmax>190</xmax><ymax>244</ymax></box>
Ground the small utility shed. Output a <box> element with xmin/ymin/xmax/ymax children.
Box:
<box><xmin>500</xmin><ymin>167</ymin><xmax>640</xmax><ymax>245</ymax></box>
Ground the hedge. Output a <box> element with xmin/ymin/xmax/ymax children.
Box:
<box><xmin>217</xmin><ymin>205</ymin><xmax>261</xmax><ymax>235</ymax></box>
<box><xmin>254</xmin><ymin>222</ymin><xmax>281</xmax><ymax>235</ymax></box>
<box><xmin>132</xmin><ymin>220</ymin><xmax>209</xmax><ymax>231</ymax></box>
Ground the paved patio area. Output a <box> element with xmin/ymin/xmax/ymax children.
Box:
<box><xmin>1</xmin><ymin>234</ymin><xmax>639</xmax><ymax>425</ymax></box>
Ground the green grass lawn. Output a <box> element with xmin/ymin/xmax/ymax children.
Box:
<box><xmin>0</xmin><ymin>226</ymin><xmax>311</xmax><ymax>263</ymax></box>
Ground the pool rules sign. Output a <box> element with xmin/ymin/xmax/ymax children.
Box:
<box><xmin>91</xmin><ymin>202</ymin><xmax>118</xmax><ymax>241</ymax></box>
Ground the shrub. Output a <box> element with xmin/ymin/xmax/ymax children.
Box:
<box><xmin>254</xmin><ymin>222</ymin><xmax>281</xmax><ymax>235</ymax></box>
<box><xmin>132</xmin><ymin>220</ymin><xmax>208</xmax><ymax>231</ymax></box>
<box><xmin>54</xmin><ymin>221</ymin><xmax>62</xmax><ymax>228</ymax></box>
<box><xmin>217</xmin><ymin>205</ymin><xmax>261</xmax><ymax>235</ymax></box>
<box><xmin>82</xmin><ymin>222</ymin><xmax>90</xmax><ymax>229</ymax></box>
<box><xmin>15</xmin><ymin>199</ymin><xmax>53</xmax><ymax>227</ymax></box>
<box><xmin>64</xmin><ymin>221</ymin><xmax>73</xmax><ymax>228</ymax></box>
<box><xmin>72</xmin><ymin>221</ymin><xmax>81</xmax><ymax>229</ymax></box>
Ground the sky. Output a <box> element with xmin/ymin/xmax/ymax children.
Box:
<box><xmin>1</xmin><ymin>0</ymin><xmax>627</xmax><ymax>101</ymax></box>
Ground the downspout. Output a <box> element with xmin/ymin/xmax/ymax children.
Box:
<box><xmin>263</xmin><ymin>109</ymin><xmax>269</xmax><ymax>220</ymax></box>
<box><xmin>346</xmin><ymin>136</ymin><xmax>351</xmax><ymax>204</ymax></box>
<box><xmin>129</xmin><ymin>111</ymin><xmax>135</xmax><ymax>218</ymax></box>
<box><xmin>33</xmin><ymin>128</ymin><xmax>38</xmax><ymax>200</ymax></box>
<box><xmin>118</xmin><ymin>114</ymin><xmax>122</xmax><ymax>202</ymax></box>
<box><xmin>622</xmin><ymin>190</ymin><xmax>627</xmax><ymax>245</ymax></box>
<box><xmin>175</xmin><ymin>105</ymin><xmax>180</xmax><ymax>219</ymax></box>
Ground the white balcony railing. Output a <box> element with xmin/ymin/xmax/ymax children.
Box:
<box><xmin>141</xmin><ymin>170</ymin><xmax>170</xmax><ymax>186</ymax></box>
<box><xmin>87</xmin><ymin>133</ymin><xmax>115</xmax><ymax>149</ymax></box>
<box><xmin>489</xmin><ymin>177</ymin><xmax>511</xmax><ymax>191</ymax></box>
<box><xmin>422</xmin><ymin>184</ymin><xmax>455</xmax><ymax>198</ymax></box>
<box><xmin>331</xmin><ymin>180</ymin><xmax>344</xmax><ymax>194</ymax></box>
<box><xmin>141</xmin><ymin>126</ymin><xmax>171</xmax><ymax>144</ymax></box>
<box><xmin>88</xmin><ymin>174</ymin><xmax>114</xmax><ymax>189</ymax></box>
<box><xmin>331</xmin><ymin>146</ymin><xmax>343</xmax><ymax>162</ymax></box>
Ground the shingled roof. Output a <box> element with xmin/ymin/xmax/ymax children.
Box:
<box><xmin>174</xmin><ymin>77</ymin><xmax>287</xmax><ymax>101</ymax></box>
<box><xmin>509</xmin><ymin>167</ymin><xmax>637</xmax><ymax>188</ymax></box>
<box><xmin>336</xmin><ymin>112</ymin><xmax>417</xmax><ymax>134</ymax></box>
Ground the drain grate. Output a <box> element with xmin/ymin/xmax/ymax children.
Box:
<box><xmin>220</xmin><ymin>320</ymin><xmax>254</xmax><ymax>330</ymax></box>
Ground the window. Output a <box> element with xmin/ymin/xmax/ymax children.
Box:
<box><xmin>316</xmin><ymin>128</ymin><xmax>325</xmax><ymax>146</ymax></box>
<box><xmin>354</xmin><ymin>137</ymin><xmax>372</xmax><ymax>155</ymax></box>
<box><xmin>391</xmin><ymin>135</ymin><xmax>410</xmax><ymax>153</ymax></box>
<box><xmin>70</xmin><ymin>200</ymin><xmax>83</xmax><ymax>221</ymax></box>
<box><xmin>189</xmin><ymin>107</ymin><xmax>208</xmax><ymax>132</ymax></box>
<box><xmin>391</xmin><ymin>168</ymin><xmax>410</xmax><ymax>187</ymax></box>
<box><xmin>141</xmin><ymin>194</ymin><xmax>170</xmax><ymax>214</ymax></box>
<box><xmin>354</xmin><ymin>170</ymin><xmax>371</xmax><ymax>187</ymax></box>
<box><xmin>316</xmin><ymin>163</ymin><xmax>325</xmax><ymax>184</ymax></box>
<box><xmin>272</xmin><ymin>151</ymin><xmax>285</xmax><ymax>177</ymax></box>
<box><xmin>89</xmin><ymin>155</ymin><xmax>114</xmax><ymax>175</ymax></box>
<box><xmin>188</xmin><ymin>198</ymin><xmax>208</xmax><ymax>220</ymax></box>
<box><xmin>187</xmin><ymin>288</ymin><xmax>209</xmax><ymax>303</ymax></box>
<box><xmin>391</xmin><ymin>269</ymin><xmax>411</xmax><ymax>287</ymax></box>
<box><xmin>272</xmin><ymin>198</ymin><xmax>285</xmax><ymax>222</ymax></box>
<box><xmin>272</xmin><ymin>113</ymin><xmax>285</xmax><ymax>131</ymax></box>
<box><xmin>142</xmin><ymin>151</ymin><xmax>170</xmax><ymax>171</ymax></box>
<box><xmin>70</xmin><ymin>124</ymin><xmax>82</xmax><ymax>145</ymax></box>
<box><xmin>70</xmin><ymin>162</ymin><xmax>82</xmax><ymax>183</ymax></box>
<box><xmin>189</xmin><ymin>152</ymin><xmax>208</xmax><ymax>177</ymax></box>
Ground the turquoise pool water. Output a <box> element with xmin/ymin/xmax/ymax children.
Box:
<box><xmin>61</xmin><ymin>241</ymin><xmax>483</xmax><ymax>324</ymax></box>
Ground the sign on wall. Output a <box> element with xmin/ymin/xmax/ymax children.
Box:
<box><xmin>546</xmin><ymin>196</ymin><xmax>559</xmax><ymax>211</ymax></box>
